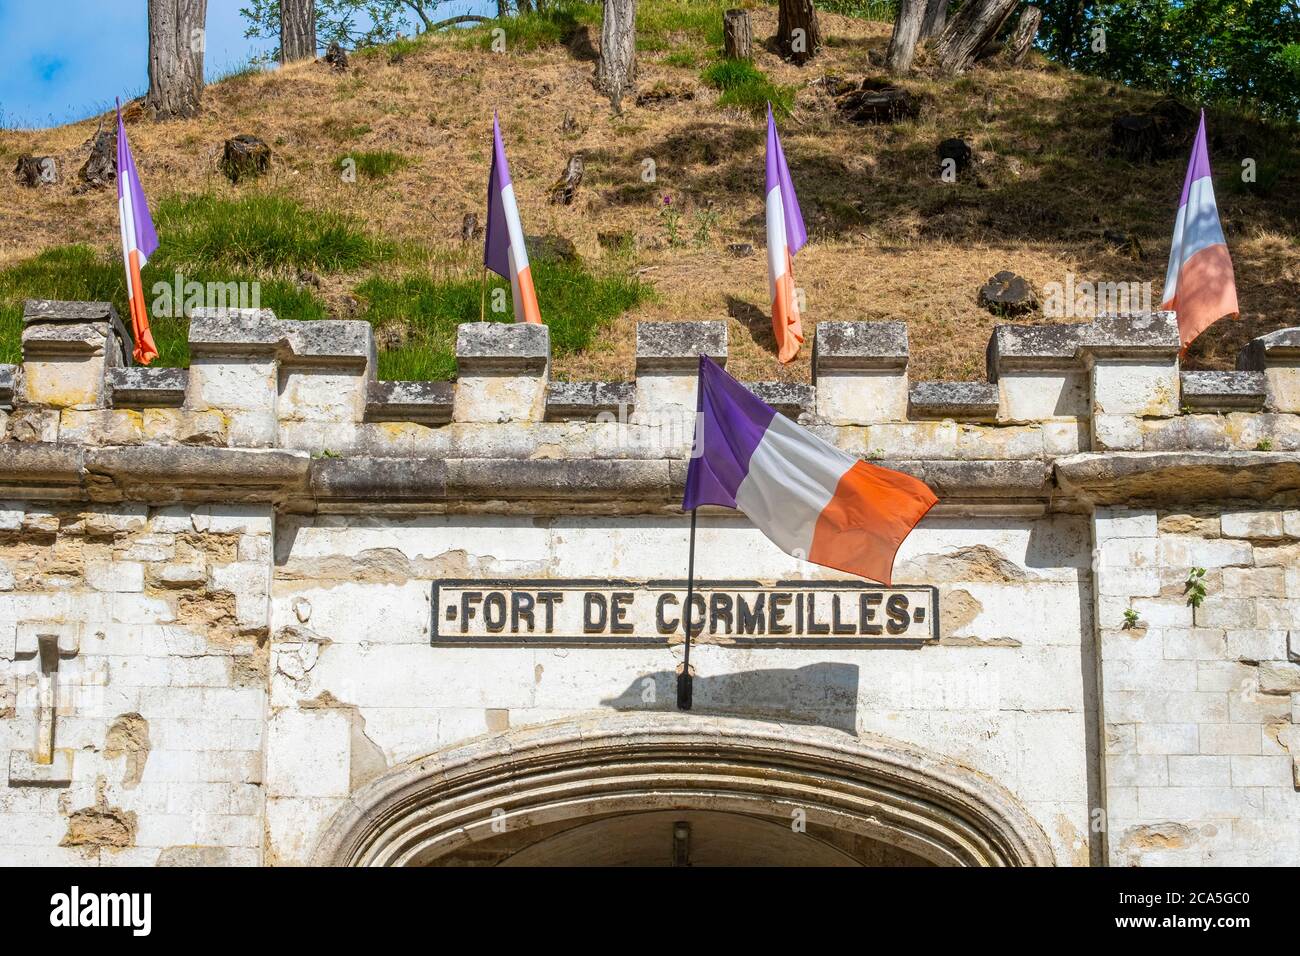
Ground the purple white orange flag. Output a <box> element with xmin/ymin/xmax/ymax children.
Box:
<box><xmin>484</xmin><ymin>113</ymin><xmax>542</xmax><ymax>325</ymax></box>
<box><xmin>116</xmin><ymin>100</ymin><xmax>159</xmax><ymax>365</ymax></box>
<box><xmin>683</xmin><ymin>356</ymin><xmax>937</xmax><ymax>585</ymax></box>
<box><xmin>1161</xmin><ymin>110</ymin><xmax>1238</xmax><ymax>350</ymax></box>
<box><xmin>766</xmin><ymin>104</ymin><xmax>806</xmax><ymax>364</ymax></box>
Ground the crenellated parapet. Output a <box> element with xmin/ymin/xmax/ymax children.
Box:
<box><xmin>1</xmin><ymin>299</ymin><xmax>1298</xmax><ymax>509</ymax></box>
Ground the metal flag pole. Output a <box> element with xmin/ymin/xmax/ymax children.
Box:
<box><xmin>479</xmin><ymin>265</ymin><xmax>487</xmax><ymax>323</ymax></box>
<box><xmin>677</xmin><ymin>507</ymin><xmax>698</xmax><ymax>710</ymax></box>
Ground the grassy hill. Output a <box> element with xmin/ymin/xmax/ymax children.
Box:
<box><xmin>1</xmin><ymin>0</ymin><xmax>1297</xmax><ymax>383</ymax></box>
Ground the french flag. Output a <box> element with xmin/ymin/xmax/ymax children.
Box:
<box><xmin>1161</xmin><ymin>110</ymin><xmax>1238</xmax><ymax>350</ymax></box>
<box><xmin>484</xmin><ymin>113</ymin><xmax>542</xmax><ymax>325</ymax></box>
<box><xmin>116</xmin><ymin>101</ymin><xmax>159</xmax><ymax>365</ymax></box>
<box><xmin>766</xmin><ymin>105</ymin><xmax>805</xmax><ymax>364</ymax></box>
<box><xmin>684</xmin><ymin>356</ymin><xmax>937</xmax><ymax>585</ymax></box>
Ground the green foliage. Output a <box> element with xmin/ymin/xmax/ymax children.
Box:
<box><xmin>819</xmin><ymin>0</ymin><xmax>897</xmax><ymax>21</ymax></box>
<box><xmin>1038</xmin><ymin>0</ymin><xmax>1300</xmax><ymax>120</ymax></box>
<box><xmin>701</xmin><ymin>59</ymin><xmax>795</xmax><ymax>117</ymax></box>
<box><xmin>335</xmin><ymin>150</ymin><xmax>409</xmax><ymax>179</ymax></box>
<box><xmin>239</xmin><ymin>0</ymin><xmax>445</xmax><ymax>57</ymax></box>
<box><xmin>1255</xmin><ymin>438</ymin><xmax>1274</xmax><ymax>451</ymax></box>
<box><xmin>1184</xmin><ymin>566</ymin><xmax>1208</xmax><ymax>608</ymax></box>
<box><xmin>1122</xmin><ymin>607</ymin><xmax>1141</xmax><ymax>628</ymax></box>
<box><xmin>356</xmin><ymin>258</ymin><xmax>649</xmax><ymax>380</ymax></box>
<box><xmin>463</xmin><ymin>4</ymin><xmax>590</xmax><ymax>52</ymax></box>
<box><xmin>0</xmin><ymin>244</ymin><xmax>327</xmax><ymax>368</ymax></box>
<box><xmin>155</xmin><ymin>194</ymin><xmax>397</xmax><ymax>273</ymax></box>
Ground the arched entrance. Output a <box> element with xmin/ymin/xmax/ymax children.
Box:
<box><xmin>312</xmin><ymin>714</ymin><xmax>1054</xmax><ymax>867</ymax></box>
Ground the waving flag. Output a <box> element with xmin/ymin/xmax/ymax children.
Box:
<box><xmin>484</xmin><ymin>113</ymin><xmax>542</xmax><ymax>325</ymax></box>
<box><xmin>1161</xmin><ymin>110</ymin><xmax>1238</xmax><ymax>350</ymax></box>
<box><xmin>766</xmin><ymin>105</ymin><xmax>806</xmax><ymax>364</ymax></box>
<box><xmin>116</xmin><ymin>100</ymin><xmax>159</xmax><ymax>365</ymax></box>
<box><xmin>684</xmin><ymin>356</ymin><xmax>936</xmax><ymax>585</ymax></box>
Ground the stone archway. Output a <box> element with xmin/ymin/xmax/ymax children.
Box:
<box><xmin>311</xmin><ymin>714</ymin><xmax>1055</xmax><ymax>867</ymax></box>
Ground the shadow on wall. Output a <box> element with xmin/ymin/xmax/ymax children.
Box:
<box><xmin>600</xmin><ymin>662</ymin><xmax>859</xmax><ymax>735</ymax></box>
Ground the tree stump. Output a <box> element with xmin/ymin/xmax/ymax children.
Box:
<box><xmin>549</xmin><ymin>154</ymin><xmax>584</xmax><ymax>205</ymax></box>
<box><xmin>324</xmin><ymin>41</ymin><xmax>349</xmax><ymax>72</ymax></box>
<box><xmin>776</xmin><ymin>0</ymin><xmax>822</xmax><ymax>65</ymax></box>
<box><xmin>1006</xmin><ymin>5</ymin><xmax>1042</xmax><ymax>66</ymax></box>
<box><xmin>978</xmin><ymin>271</ymin><xmax>1037</xmax><ymax>315</ymax></box>
<box><xmin>219</xmin><ymin>135</ymin><xmax>272</xmax><ymax>183</ymax></box>
<box><xmin>14</xmin><ymin>155</ymin><xmax>58</xmax><ymax>188</ymax></box>
<box><xmin>460</xmin><ymin>213</ymin><xmax>481</xmax><ymax>243</ymax></box>
<box><xmin>723</xmin><ymin>9</ymin><xmax>752</xmax><ymax>61</ymax></box>
<box><xmin>836</xmin><ymin>82</ymin><xmax>920</xmax><ymax>124</ymax></box>
<box><xmin>937</xmin><ymin>137</ymin><xmax>973</xmax><ymax>173</ymax></box>
<box><xmin>78</xmin><ymin>127</ymin><xmax>117</xmax><ymax>190</ymax></box>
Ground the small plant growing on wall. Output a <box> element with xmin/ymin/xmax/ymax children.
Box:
<box><xmin>1184</xmin><ymin>567</ymin><xmax>1207</xmax><ymax>608</ymax></box>
<box><xmin>1122</xmin><ymin>607</ymin><xmax>1141</xmax><ymax>629</ymax></box>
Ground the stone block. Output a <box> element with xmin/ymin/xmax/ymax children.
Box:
<box><xmin>1198</xmin><ymin>723</ymin><xmax>1261</xmax><ymax>755</ymax></box>
<box><xmin>908</xmin><ymin>381</ymin><xmax>999</xmax><ymax>421</ymax></box>
<box><xmin>106</xmin><ymin>367</ymin><xmax>187</xmax><ymax>407</ymax></box>
<box><xmin>365</xmin><ymin>380</ymin><xmax>454</xmax><ymax>425</ymax></box>
<box><xmin>814</xmin><ymin>322</ymin><xmax>908</xmax><ymax>424</ymax></box>
<box><xmin>545</xmin><ymin>381</ymin><xmax>635</xmax><ymax>421</ymax></box>
<box><xmin>20</xmin><ymin>300</ymin><xmax>131</xmax><ymax>409</ymax></box>
<box><xmin>1179</xmin><ymin>371</ymin><xmax>1265</xmax><ymax>411</ymax></box>
<box><xmin>1258</xmin><ymin>661</ymin><xmax>1300</xmax><ymax>694</ymax></box>
<box><xmin>1221</xmin><ymin>510</ymin><xmax>1286</xmax><ymax>540</ymax></box>
<box><xmin>747</xmin><ymin>382</ymin><xmax>815</xmax><ymax>421</ymax></box>
<box><xmin>454</xmin><ymin>322</ymin><xmax>550</xmax><ymax>423</ymax></box>
<box><xmin>7</xmin><ymin>750</ymin><xmax>73</xmax><ymax>786</ymax></box>
<box><xmin>1237</xmin><ymin>326</ymin><xmax>1300</xmax><ymax>413</ymax></box>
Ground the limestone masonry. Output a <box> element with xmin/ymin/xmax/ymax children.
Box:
<box><xmin>1</xmin><ymin>300</ymin><xmax>1297</xmax><ymax>866</ymax></box>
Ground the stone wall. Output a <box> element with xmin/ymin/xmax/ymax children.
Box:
<box><xmin>1</xmin><ymin>299</ymin><xmax>1297</xmax><ymax>867</ymax></box>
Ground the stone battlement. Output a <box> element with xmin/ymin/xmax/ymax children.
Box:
<box><xmin>2</xmin><ymin>299</ymin><xmax>1298</xmax><ymax>510</ymax></box>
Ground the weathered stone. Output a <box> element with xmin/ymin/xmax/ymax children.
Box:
<box><xmin>0</xmin><ymin>365</ymin><xmax>17</xmax><ymax>409</ymax></box>
<box><xmin>747</xmin><ymin>382</ymin><xmax>814</xmax><ymax>420</ymax></box>
<box><xmin>909</xmin><ymin>381</ymin><xmax>999</xmax><ymax>420</ymax></box>
<box><xmin>635</xmin><ymin>322</ymin><xmax>727</xmax><ymax>371</ymax></box>
<box><xmin>1180</xmin><ymin>371</ymin><xmax>1266</xmax><ymax>411</ymax></box>
<box><xmin>814</xmin><ymin>322</ymin><xmax>908</xmax><ymax>371</ymax></box>
<box><xmin>814</xmin><ymin>323</ymin><xmax>908</xmax><ymax>425</ymax></box>
<box><xmin>188</xmin><ymin>311</ymin><xmax>373</xmax><ymax>370</ymax></box>
<box><xmin>545</xmin><ymin>381</ymin><xmax>635</xmax><ymax>420</ymax></box>
<box><xmin>1238</xmin><ymin>327</ymin><xmax>1300</xmax><ymax>413</ymax></box>
<box><xmin>107</xmin><ymin>367</ymin><xmax>188</xmax><ymax>407</ymax></box>
<box><xmin>365</xmin><ymin>380</ymin><xmax>454</xmax><ymax>424</ymax></box>
<box><xmin>455</xmin><ymin>322</ymin><xmax>549</xmax><ymax>373</ymax></box>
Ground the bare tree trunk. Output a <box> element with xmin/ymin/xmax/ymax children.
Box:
<box><xmin>597</xmin><ymin>0</ymin><xmax>637</xmax><ymax>109</ymax></box>
<box><xmin>886</xmin><ymin>0</ymin><xmax>927</xmax><ymax>73</ymax></box>
<box><xmin>496</xmin><ymin>0</ymin><xmax>509</xmax><ymax>17</ymax></box>
<box><xmin>144</xmin><ymin>0</ymin><xmax>208</xmax><ymax>120</ymax></box>
<box><xmin>920</xmin><ymin>0</ymin><xmax>949</xmax><ymax>38</ymax></box>
<box><xmin>1006</xmin><ymin>4</ymin><xmax>1043</xmax><ymax>65</ymax></box>
<box><xmin>723</xmin><ymin>9</ymin><xmax>752</xmax><ymax>60</ymax></box>
<box><xmin>280</xmin><ymin>0</ymin><xmax>316</xmax><ymax>62</ymax></box>
<box><xmin>932</xmin><ymin>0</ymin><xmax>1018</xmax><ymax>75</ymax></box>
<box><xmin>775</xmin><ymin>0</ymin><xmax>822</xmax><ymax>65</ymax></box>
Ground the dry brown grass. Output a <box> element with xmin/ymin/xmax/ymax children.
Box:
<box><xmin>1</xmin><ymin>6</ymin><xmax>1297</xmax><ymax>382</ymax></box>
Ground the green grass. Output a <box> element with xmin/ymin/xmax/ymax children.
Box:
<box><xmin>819</xmin><ymin>0</ymin><xmax>897</xmax><ymax>20</ymax></box>
<box><xmin>155</xmin><ymin>193</ymin><xmax>398</xmax><ymax>273</ymax></box>
<box><xmin>701</xmin><ymin>59</ymin><xmax>796</xmax><ymax>117</ymax></box>
<box><xmin>334</xmin><ymin>150</ymin><xmax>409</xmax><ymax>179</ymax></box>
<box><xmin>0</xmin><ymin>245</ymin><xmax>326</xmax><ymax>367</ymax></box>
<box><xmin>356</xmin><ymin>258</ymin><xmax>650</xmax><ymax>380</ymax></box>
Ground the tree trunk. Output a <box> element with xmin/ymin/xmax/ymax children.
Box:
<box><xmin>280</xmin><ymin>0</ymin><xmax>316</xmax><ymax>63</ymax></box>
<box><xmin>144</xmin><ymin>0</ymin><xmax>208</xmax><ymax>120</ymax></box>
<box><xmin>723</xmin><ymin>9</ymin><xmax>752</xmax><ymax>60</ymax></box>
<box><xmin>597</xmin><ymin>0</ymin><xmax>637</xmax><ymax>109</ymax></box>
<box><xmin>886</xmin><ymin>0</ymin><xmax>927</xmax><ymax>73</ymax></box>
<box><xmin>931</xmin><ymin>0</ymin><xmax>1018</xmax><ymax>75</ymax></box>
<box><xmin>920</xmin><ymin>0</ymin><xmax>949</xmax><ymax>38</ymax></box>
<box><xmin>496</xmin><ymin>0</ymin><xmax>509</xmax><ymax>18</ymax></box>
<box><xmin>1006</xmin><ymin>5</ymin><xmax>1043</xmax><ymax>65</ymax></box>
<box><xmin>775</xmin><ymin>0</ymin><xmax>822</xmax><ymax>65</ymax></box>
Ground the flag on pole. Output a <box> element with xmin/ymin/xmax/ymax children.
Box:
<box><xmin>484</xmin><ymin>112</ymin><xmax>542</xmax><ymax>325</ymax></box>
<box><xmin>116</xmin><ymin>100</ymin><xmax>159</xmax><ymax>365</ymax></box>
<box><xmin>766</xmin><ymin>104</ymin><xmax>806</xmax><ymax>364</ymax></box>
<box><xmin>684</xmin><ymin>356</ymin><xmax>937</xmax><ymax>585</ymax></box>
<box><xmin>1161</xmin><ymin>110</ymin><xmax>1238</xmax><ymax>350</ymax></box>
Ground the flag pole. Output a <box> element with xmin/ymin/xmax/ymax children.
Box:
<box><xmin>479</xmin><ymin>265</ymin><xmax>487</xmax><ymax>323</ymax></box>
<box><xmin>677</xmin><ymin>507</ymin><xmax>697</xmax><ymax>710</ymax></box>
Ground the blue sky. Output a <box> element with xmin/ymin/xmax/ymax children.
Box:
<box><xmin>0</xmin><ymin>0</ymin><xmax>492</xmax><ymax>129</ymax></box>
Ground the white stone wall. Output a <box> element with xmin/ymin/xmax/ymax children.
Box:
<box><xmin>0</xmin><ymin>501</ymin><xmax>271</xmax><ymax>866</ymax></box>
<box><xmin>263</xmin><ymin>512</ymin><xmax>1097</xmax><ymax>867</ymax></box>
<box><xmin>1095</xmin><ymin>507</ymin><xmax>1300</xmax><ymax>865</ymax></box>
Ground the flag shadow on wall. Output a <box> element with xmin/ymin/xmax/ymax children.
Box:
<box><xmin>600</xmin><ymin>662</ymin><xmax>859</xmax><ymax>735</ymax></box>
